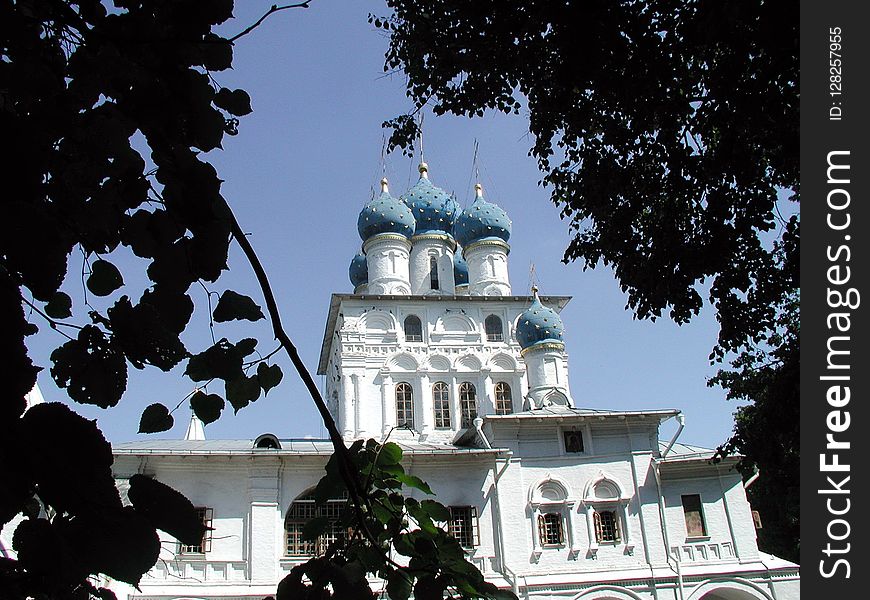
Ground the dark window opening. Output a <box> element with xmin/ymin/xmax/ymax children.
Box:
<box><xmin>495</xmin><ymin>382</ymin><xmax>513</xmax><ymax>415</ymax></box>
<box><xmin>404</xmin><ymin>315</ymin><xmax>423</xmax><ymax>342</ymax></box>
<box><xmin>538</xmin><ymin>512</ymin><xmax>564</xmax><ymax>546</ymax></box>
<box><xmin>459</xmin><ymin>382</ymin><xmax>477</xmax><ymax>428</ymax></box>
<box><xmin>594</xmin><ymin>510</ymin><xmax>621</xmax><ymax>543</ymax></box>
<box><xmin>429</xmin><ymin>256</ymin><xmax>440</xmax><ymax>290</ymax></box>
<box><xmin>563</xmin><ymin>430</ymin><xmax>584</xmax><ymax>453</ymax></box>
<box><xmin>433</xmin><ymin>382</ymin><xmax>451</xmax><ymax>428</ymax></box>
<box><xmin>285</xmin><ymin>493</ymin><xmax>347</xmax><ymax>556</ymax></box>
<box><xmin>485</xmin><ymin>315</ymin><xmax>504</xmax><ymax>342</ymax></box>
<box><xmin>682</xmin><ymin>494</ymin><xmax>707</xmax><ymax>537</ymax></box>
<box><xmin>396</xmin><ymin>382</ymin><xmax>414</xmax><ymax>428</ymax></box>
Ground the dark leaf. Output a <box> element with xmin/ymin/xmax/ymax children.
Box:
<box><xmin>44</xmin><ymin>291</ymin><xmax>72</xmax><ymax>319</ymax></box>
<box><xmin>420</xmin><ymin>499</ymin><xmax>450</xmax><ymax>522</ymax></box>
<box><xmin>386</xmin><ymin>568</ymin><xmax>413</xmax><ymax>600</ymax></box>
<box><xmin>12</xmin><ymin>518</ymin><xmax>87</xmax><ymax>585</ymax></box>
<box><xmin>108</xmin><ymin>296</ymin><xmax>187</xmax><ymax>371</ymax></box>
<box><xmin>86</xmin><ymin>259</ymin><xmax>124</xmax><ymax>296</ymax></box>
<box><xmin>214</xmin><ymin>87</ymin><xmax>253</xmax><ymax>116</ymax></box>
<box><xmin>62</xmin><ymin>506</ymin><xmax>160</xmax><ymax>586</ymax></box>
<box><xmin>396</xmin><ymin>472</ymin><xmax>433</xmax><ymax>495</ymax></box>
<box><xmin>257</xmin><ymin>362</ymin><xmax>283</xmax><ymax>395</ymax></box>
<box><xmin>301</xmin><ymin>515</ymin><xmax>329</xmax><ymax>541</ymax></box>
<box><xmin>225</xmin><ymin>374</ymin><xmax>260</xmax><ymax>412</ymax></box>
<box><xmin>213</xmin><ymin>290</ymin><xmax>264</xmax><ymax>322</ymax></box>
<box><xmin>190</xmin><ymin>390</ymin><xmax>224</xmax><ymax>425</ymax></box>
<box><xmin>50</xmin><ymin>325</ymin><xmax>127</xmax><ymax>408</ymax></box>
<box><xmin>138</xmin><ymin>403</ymin><xmax>174</xmax><ymax>433</ymax></box>
<box><xmin>20</xmin><ymin>403</ymin><xmax>121</xmax><ymax>515</ymax></box>
<box><xmin>185</xmin><ymin>339</ymin><xmax>245</xmax><ymax>382</ymax></box>
<box><xmin>236</xmin><ymin>337</ymin><xmax>258</xmax><ymax>358</ymax></box>
<box><xmin>128</xmin><ymin>474</ymin><xmax>206</xmax><ymax>546</ymax></box>
<box><xmin>376</xmin><ymin>442</ymin><xmax>403</xmax><ymax>466</ymax></box>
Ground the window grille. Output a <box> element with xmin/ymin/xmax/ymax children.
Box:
<box><xmin>433</xmin><ymin>382</ymin><xmax>451</xmax><ymax>428</ymax></box>
<box><xmin>484</xmin><ymin>315</ymin><xmax>504</xmax><ymax>342</ymax></box>
<box><xmin>179</xmin><ymin>507</ymin><xmax>213</xmax><ymax>554</ymax></box>
<box><xmin>448</xmin><ymin>506</ymin><xmax>479</xmax><ymax>549</ymax></box>
<box><xmin>396</xmin><ymin>382</ymin><xmax>414</xmax><ymax>428</ymax></box>
<box><xmin>681</xmin><ymin>494</ymin><xmax>707</xmax><ymax>537</ymax></box>
<box><xmin>594</xmin><ymin>510</ymin><xmax>621</xmax><ymax>543</ymax></box>
<box><xmin>404</xmin><ymin>315</ymin><xmax>423</xmax><ymax>342</ymax></box>
<box><xmin>494</xmin><ymin>382</ymin><xmax>513</xmax><ymax>415</ymax></box>
<box><xmin>538</xmin><ymin>512</ymin><xmax>564</xmax><ymax>546</ymax></box>
<box><xmin>459</xmin><ymin>383</ymin><xmax>477</xmax><ymax>428</ymax></box>
<box><xmin>285</xmin><ymin>493</ymin><xmax>348</xmax><ymax>556</ymax></box>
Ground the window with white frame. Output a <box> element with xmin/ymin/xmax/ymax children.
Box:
<box><xmin>179</xmin><ymin>507</ymin><xmax>213</xmax><ymax>554</ymax></box>
<box><xmin>494</xmin><ymin>382</ymin><xmax>513</xmax><ymax>415</ymax></box>
<box><xmin>529</xmin><ymin>479</ymin><xmax>575</xmax><ymax>558</ymax></box>
<box><xmin>459</xmin><ymin>382</ymin><xmax>477</xmax><ymax>427</ymax></box>
<box><xmin>448</xmin><ymin>506</ymin><xmax>479</xmax><ymax>549</ymax></box>
<box><xmin>396</xmin><ymin>382</ymin><xmax>414</xmax><ymax>428</ymax></box>
<box><xmin>433</xmin><ymin>382</ymin><xmax>451</xmax><ymax>428</ymax></box>
<box><xmin>582</xmin><ymin>475</ymin><xmax>630</xmax><ymax>554</ymax></box>
<box><xmin>285</xmin><ymin>492</ymin><xmax>347</xmax><ymax>556</ymax></box>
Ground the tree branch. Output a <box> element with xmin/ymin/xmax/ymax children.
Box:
<box><xmin>228</xmin><ymin>2</ymin><xmax>312</xmax><ymax>43</ymax></box>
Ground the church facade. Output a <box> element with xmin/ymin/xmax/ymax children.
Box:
<box><xmin>103</xmin><ymin>164</ymin><xmax>798</xmax><ymax>599</ymax></box>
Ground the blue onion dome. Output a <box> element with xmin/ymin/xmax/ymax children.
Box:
<box><xmin>349</xmin><ymin>253</ymin><xmax>368</xmax><ymax>288</ymax></box>
<box><xmin>453</xmin><ymin>251</ymin><xmax>469</xmax><ymax>286</ymax></box>
<box><xmin>453</xmin><ymin>183</ymin><xmax>512</xmax><ymax>247</ymax></box>
<box><xmin>515</xmin><ymin>287</ymin><xmax>566</xmax><ymax>351</ymax></box>
<box><xmin>357</xmin><ymin>178</ymin><xmax>416</xmax><ymax>241</ymax></box>
<box><xmin>400</xmin><ymin>163</ymin><xmax>460</xmax><ymax>235</ymax></box>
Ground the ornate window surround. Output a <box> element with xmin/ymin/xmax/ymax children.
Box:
<box><xmin>581</xmin><ymin>471</ymin><xmax>633</xmax><ymax>558</ymax></box>
<box><xmin>528</xmin><ymin>475</ymin><xmax>578</xmax><ymax>561</ymax></box>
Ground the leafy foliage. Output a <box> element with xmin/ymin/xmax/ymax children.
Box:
<box><xmin>379</xmin><ymin>0</ymin><xmax>799</xmax><ymax>558</ymax></box>
<box><xmin>276</xmin><ymin>439</ymin><xmax>516</xmax><ymax>600</ymax></box>
<box><xmin>3</xmin><ymin>2</ymin><xmax>511</xmax><ymax>598</ymax></box>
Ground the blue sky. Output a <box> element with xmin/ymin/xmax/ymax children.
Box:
<box><xmin>25</xmin><ymin>0</ymin><xmax>742</xmax><ymax>450</ymax></box>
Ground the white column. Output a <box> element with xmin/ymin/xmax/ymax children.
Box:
<box><xmin>248</xmin><ymin>462</ymin><xmax>280</xmax><ymax>583</ymax></box>
<box><xmin>450</xmin><ymin>375</ymin><xmax>460</xmax><ymax>431</ymax></box>
<box><xmin>341</xmin><ymin>376</ymin><xmax>353</xmax><ymax>439</ymax></box>
<box><xmin>481</xmin><ymin>369</ymin><xmax>494</xmax><ymax>415</ymax></box>
<box><xmin>419</xmin><ymin>373</ymin><xmax>433</xmax><ymax>433</ymax></box>
<box><xmin>382</xmin><ymin>375</ymin><xmax>396</xmax><ymax>433</ymax></box>
<box><xmin>351</xmin><ymin>373</ymin><xmax>361</xmax><ymax>437</ymax></box>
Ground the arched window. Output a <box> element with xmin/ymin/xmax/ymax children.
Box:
<box><xmin>404</xmin><ymin>315</ymin><xmax>423</xmax><ymax>342</ymax></box>
<box><xmin>429</xmin><ymin>256</ymin><xmax>440</xmax><ymax>290</ymax></box>
<box><xmin>494</xmin><ymin>382</ymin><xmax>513</xmax><ymax>415</ymax></box>
<box><xmin>285</xmin><ymin>491</ymin><xmax>347</xmax><ymax>556</ymax></box>
<box><xmin>396</xmin><ymin>382</ymin><xmax>414</xmax><ymax>428</ymax></box>
<box><xmin>459</xmin><ymin>382</ymin><xmax>477</xmax><ymax>428</ymax></box>
<box><xmin>433</xmin><ymin>382</ymin><xmax>451</xmax><ymax>429</ymax></box>
<box><xmin>484</xmin><ymin>315</ymin><xmax>503</xmax><ymax>342</ymax></box>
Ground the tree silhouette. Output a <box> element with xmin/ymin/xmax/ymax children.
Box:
<box><xmin>1</xmin><ymin>2</ymin><xmax>514</xmax><ymax>598</ymax></box>
<box><xmin>377</xmin><ymin>0</ymin><xmax>799</xmax><ymax>560</ymax></box>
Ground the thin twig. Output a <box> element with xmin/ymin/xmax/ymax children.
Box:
<box><xmin>228</xmin><ymin>2</ymin><xmax>311</xmax><ymax>43</ymax></box>
<box><xmin>21</xmin><ymin>296</ymin><xmax>81</xmax><ymax>340</ymax></box>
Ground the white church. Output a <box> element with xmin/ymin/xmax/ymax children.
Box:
<box><xmin>5</xmin><ymin>164</ymin><xmax>800</xmax><ymax>600</ymax></box>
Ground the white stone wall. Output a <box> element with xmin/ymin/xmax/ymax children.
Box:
<box><xmin>363</xmin><ymin>234</ymin><xmax>411</xmax><ymax>294</ymax></box>
<box><xmin>408</xmin><ymin>236</ymin><xmax>456</xmax><ymax>295</ymax></box>
<box><xmin>465</xmin><ymin>241</ymin><xmax>511</xmax><ymax>296</ymax></box>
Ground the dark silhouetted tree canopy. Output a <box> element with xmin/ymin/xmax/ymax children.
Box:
<box><xmin>1</xmin><ymin>2</ymin><xmax>517</xmax><ymax>598</ymax></box>
<box><xmin>378</xmin><ymin>0</ymin><xmax>798</xmax><ymax>559</ymax></box>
